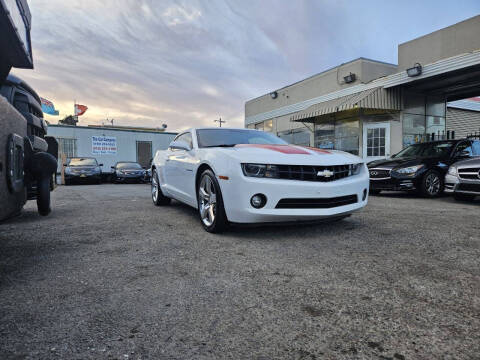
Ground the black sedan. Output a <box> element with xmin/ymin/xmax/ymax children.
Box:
<box><xmin>64</xmin><ymin>157</ymin><xmax>103</xmax><ymax>185</ymax></box>
<box><xmin>111</xmin><ymin>162</ymin><xmax>146</xmax><ymax>183</ymax></box>
<box><xmin>368</xmin><ymin>138</ymin><xmax>480</xmax><ymax>197</ymax></box>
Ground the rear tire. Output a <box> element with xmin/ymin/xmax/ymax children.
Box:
<box><xmin>197</xmin><ymin>169</ymin><xmax>228</xmax><ymax>233</ymax></box>
<box><xmin>453</xmin><ymin>193</ymin><xmax>476</xmax><ymax>201</ymax></box>
<box><xmin>420</xmin><ymin>170</ymin><xmax>443</xmax><ymax>198</ymax></box>
<box><xmin>37</xmin><ymin>177</ymin><xmax>51</xmax><ymax>216</ymax></box>
<box><xmin>151</xmin><ymin>169</ymin><xmax>171</xmax><ymax>206</ymax></box>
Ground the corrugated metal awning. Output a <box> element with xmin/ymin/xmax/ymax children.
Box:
<box><xmin>290</xmin><ymin>86</ymin><xmax>402</xmax><ymax>122</ymax></box>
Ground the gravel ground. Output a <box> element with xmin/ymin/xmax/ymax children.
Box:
<box><xmin>0</xmin><ymin>184</ymin><xmax>479</xmax><ymax>360</ymax></box>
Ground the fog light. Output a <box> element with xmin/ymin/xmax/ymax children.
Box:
<box><xmin>362</xmin><ymin>189</ymin><xmax>367</xmax><ymax>201</ymax></box>
<box><xmin>250</xmin><ymin>194</ymin><xmax>266</xmax><ymax>208</ymax></box>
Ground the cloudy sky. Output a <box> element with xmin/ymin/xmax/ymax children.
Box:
<box><xmin>14</xmin><ymin>0</ymin><xmax>480</xmax><ymax>131</ymax></box>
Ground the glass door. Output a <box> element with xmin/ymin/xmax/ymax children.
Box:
<box><xmin>362</xmin><ymin>122</ymin><xmax>390</xmax><ymax>162</ymax></box>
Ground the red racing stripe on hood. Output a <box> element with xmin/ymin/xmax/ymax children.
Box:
<box><xmin>305</xmin><ymin>146</ymin><xmax>332</xmax><ymax>154</ymax></box>
<box><xmin>235</xmin><ymin>144</ymin><xmax>311</xmax><ymax>154</ymax></box>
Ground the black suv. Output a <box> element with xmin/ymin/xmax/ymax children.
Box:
<box><xmin>368</xmin><ymin>139</ymin><xmax>480</xmax><ymax>197</ymax></box>
<box><xmin>1</xmin><ymin>74</ymin><xmax>58</xmax><ymax>213</ymax></box>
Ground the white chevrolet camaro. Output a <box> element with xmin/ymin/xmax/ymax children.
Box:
<box><xmin>151</xmin><ymin>127</ymin><xmax>369</xmax><ymax>232</ymax></box>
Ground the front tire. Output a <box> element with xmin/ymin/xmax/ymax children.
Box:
<box><xmin>37</xmin><ymin>177</ymin><xmax>51</xmax><ymax>216</ymax></box>
<box><xmin>151</xmin><ymin>169</ymin><xmax>171</xmax><ymax>206</ymax></box>
<box><xmin>197</xmin><ymin>170</ymin><xmax>228</xmax><ymax>233</ymax></box>
<box><xmin>420</xmin><ymin>170</ymin><xmax>443</xmax><ymax>197</ymax></box>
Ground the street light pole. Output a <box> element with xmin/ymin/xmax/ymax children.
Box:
<box><xmin>214</xmin><ymin>117</ymin><xmax>225</xmax><ymax>127</ymax></box>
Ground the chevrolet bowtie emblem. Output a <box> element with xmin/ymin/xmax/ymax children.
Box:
<box><xmin>317</xmin><ymin>169</ymin><xmax>334</xmax><ymax>177</ymax></box>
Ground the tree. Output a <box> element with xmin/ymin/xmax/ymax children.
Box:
<box><xmin>58</xmin><ymin>115</ymin><xmax>78</xmax><ymax>126</ymax></box>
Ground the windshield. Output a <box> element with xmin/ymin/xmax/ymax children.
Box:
<box><xmin>68</xmin><ymin>158</ymin><xmax>97</xmax><ymax>166</ymax></box>
<box><xmin>196</xmin><ymin>129</ymin><xmax>287</xmax><ymax>148</ymax></box>
<box><xmin>116</xmin><ymin>162</ymin><xmax>142</xmax><ymax>169</ymax></box>
<box><xmin>393</xmin><ymin>141</ymin><xmax>455</xmax><ymax>158</ymax></box>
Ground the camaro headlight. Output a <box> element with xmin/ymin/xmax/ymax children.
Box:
<box><xmin>242</xmin><ymin>164</ymin><xmax>279</xmax><ymax>178</ymax></box>
<box><xmin>395</xmin><ymin>164</ymin><xmax>424</xmax><ymax>174</ymax></box>
<box><xmin>350</xmin><ymin>163</ymin><xmax>362</xmax><ymax>175</ymax></box>
<box><xmin>447</xmin><ymin>166</ymin><xmax>457</xmax><ymax>176</ymax></box>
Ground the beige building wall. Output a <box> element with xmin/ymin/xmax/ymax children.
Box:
<box><xmin>398</xmin><ymin>15</ymin><xmax>480</xmax><ymax>70</ymax></box>
<box><xmin>245</xmin><ymin>58</ymin><xmax>397</xmax><ymax>120</ymax></box>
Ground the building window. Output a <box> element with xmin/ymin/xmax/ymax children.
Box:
<box><xmin>277</xmin><ymin>128</ymin><xmax>310</xmax><ymax>146</ymax></box>
<box><xmin>246</xmin><ymin>123</ymin><xmax>255</xmax><ymax>129</ymax></box>
<box><xmin>335</xmin><ymin>119</ymin><xmax>359</xmax><ymax>155</ymax></box>
<box><xmin>264</xmin><ymin>119</ymin><xmax>273</xmax><ymax>132</ymax></box>
<box><xmin>255</xmin><ymin>122</ymin><xmax>264</xmax><ymax>131</ymax></box>
<box><xmin>314</xmin><ymin>120</ymin><xmax>335</xmax><ymax>149</ymax></box>
<box><xmin>366</xmin><ymin>127</ymin><xmax>386</xmax><ymax>157</ymax></box>
<box><xmin>57</xmin><ymin>138</ymin><xmax>77</xmax><ymax>159</ymax></box>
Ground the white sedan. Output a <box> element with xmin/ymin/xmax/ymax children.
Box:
<box><xmin>151</xmin><ymin>128</ymin><xmax>369</xmax><ymax>232</ymax></box>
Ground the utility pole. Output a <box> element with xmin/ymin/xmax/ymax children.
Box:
<box><xmin>214</xmin><ymin>117</ymin><xmax>225</xmax><ymax>127</ymax></box>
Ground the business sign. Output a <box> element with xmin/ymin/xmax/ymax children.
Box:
<box><xmin>92</xmin><ymin>136</ymin><xmax>117</xmax><ymax>155</ymax></box>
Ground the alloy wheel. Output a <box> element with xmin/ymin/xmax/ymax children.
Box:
<box><xmin>151</xmin><ymin>173</ymin><xmax>158</xmax><ymax>202</ymax></box>
<box><xmin>425</xmin><ymin>173</ymin><xmax>440</xmax><ymax>195</ymax></box>
<box><xmin>199</xmin><ymin>175</ymin><xmax>216</xmax><ymax>227</ymax></box>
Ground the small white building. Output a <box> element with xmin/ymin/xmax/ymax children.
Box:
<box><xmin>47</xmin><ymin>124</ymin><xmax>177</xmax><ymax>172</ymax></box>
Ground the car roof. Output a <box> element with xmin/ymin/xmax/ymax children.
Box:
<box><xmin>183</xmin><ymin>127</ymin><xmax>261</xmax><ymax>132</ymax></box>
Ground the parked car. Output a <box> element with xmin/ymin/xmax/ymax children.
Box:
<box><xmin>151</xmin><ymin>128</ymin><xmax>369</xmax><ymax>233</ymax></box>
<box><xmin>368</xmin><ymin>138</ymin><xmax>480</xmax><ymax>197</ymax></box>
<box><xmin>111</xmin><ymin>161</ymin><xmax>146</xmax><ymax>183</ymax></box>
<box><xmin>64</xmin><ymin>157</ymin><xmax>102</xmax><ymax>185</ymax></box>
<box><xmin>143</xmin><ymin>158</ymin><xmax>153</xmax><ymax>183</ymax></box>
<box><xmin>445</xmin><ymin>157</ymin><xmax>480</xmax><ymax>201</ymax></box>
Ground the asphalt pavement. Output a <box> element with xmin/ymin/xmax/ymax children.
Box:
<box><xmin>0</xmin><ymin>184</ymin><xmax>479</xmax><ymax>359</ymax></box>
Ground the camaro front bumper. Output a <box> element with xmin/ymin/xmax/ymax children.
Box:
<box><xmin>219</xmin><ymin>169</ymin><xmax>369</xmax><ymax>223</ymax></box>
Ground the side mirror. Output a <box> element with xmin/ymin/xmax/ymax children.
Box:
<box><xmin>169</xmin><ymin>140</ymin><xmax>191</xmax><ymax>151</ymax></box>
<box><xmin>456</xmin><ymin>150</ymin><xmax>471</xmax><ymax>158</ymax></box>
<box><xmin>111</xmin><ymin>166</ymin><xmax>115</xmax><ymax>169</ymax></box>
<box><xmin>63</xmin><ymin>164</ymin><xmax>68</xmax><ymax>167</ymax></box>
<box><xmin>98</xmin><ymin>163</ymin><xmax>103</xmax><ymax>167</ymax></box>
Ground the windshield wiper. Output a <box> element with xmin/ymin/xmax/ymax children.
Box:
<box><xmin>203</xmin><ymin>144</ymin><xmax>237</xmax><ymax>148</ymax></box>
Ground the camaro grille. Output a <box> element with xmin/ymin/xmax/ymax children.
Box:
<box><xmin>457</xmin><ymin>183</ymin><xmax>480</xmax><ymax>193</ymax></box>
<box><xmin>369</xmin><ymin>168</ymin><xmax>391</xmax><ymax>179</ymax></box>
<box><xmin>458</xmin><ymin>167</ymin><xmax>480</xmax><ymax>180</ymax></box>
<box><xmin>275</xmin><ymin>195</ymin><xmax>358</xmax><ymax>209</ymax></box>
<box><xmin>276</xmin><ymin>164</ymin><xmax>353</xmax><ymax>182</ymax></box>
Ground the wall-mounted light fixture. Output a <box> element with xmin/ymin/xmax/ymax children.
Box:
<box><xmin>270</xmin><ymin>91</ymin><xmax>278</xmax><ymax>99</ymax></box>
<box><xmin>406</xmin><ymin>63</ymin><xmax>422</xmax><ymax>77</ymax></box>
<box><xmin>343</xmin><ymin>73</ymin><xmax>356</xmax><ymax>84</ymax></box>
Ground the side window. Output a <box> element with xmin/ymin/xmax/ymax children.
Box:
<box><xmin>472</xmin><ymin>140</ymin><xmax>480</xmax><ymax>156</ymax></box>
<box><xmin>13</xmin><ymin>92</ymin><xmax>30</xmax><ymax>113</ymax></box>
<box><xmin>172</xmin><ymin>132</ymin><xmax>193</xmax><ymax>150</ymax></box>
<box><xmin>454</xmin><ymin>141</ymin><xmax>473</xmax><ymax>157</ymax></box>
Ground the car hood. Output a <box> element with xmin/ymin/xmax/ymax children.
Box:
<box><xmin>215</xmin><ymin>144</ymin><xmax>362</xmax><ymax>165</ymax></box>
<box><xmin>68</xmin><ymin>165</ymin><xmax>97</xmax><ymax>170</ymax></box>
<box><xmin>368</xmin><ymin>156</ymin><xmax>441</xmax><ymax>169</ymax></box>
<box><xmin>452</xmin><ymin>156</ymin><xmax>480</xmax><ymax>167</ymax></box>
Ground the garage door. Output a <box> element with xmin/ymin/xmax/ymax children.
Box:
<box><xmin>136</xmin><ymin>141</ymin><xmax>152</xmax><ymax>168</ymax></box>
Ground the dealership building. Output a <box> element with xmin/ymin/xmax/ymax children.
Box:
<box><xmin>245</xmin><ymin>16</ymin><xmax>480</xmax><ymax>162</ymax></box>
<box><xmin>47</xmin><ymin>124</ymin><xmax>176</xmax><ymax>172</ymax></box>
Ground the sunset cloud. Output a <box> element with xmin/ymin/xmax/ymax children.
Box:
<box><xmin>13</xmin><ymin>0</ymin><xmax>479</xmax><ymax>132</ymax></box>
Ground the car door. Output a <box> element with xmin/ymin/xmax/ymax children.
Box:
<box><xmin>164</xmin><ymin>132</ymin><xmax>195</xmax><ymax>202</ymax></box>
